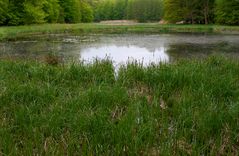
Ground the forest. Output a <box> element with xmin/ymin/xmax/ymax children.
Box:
<box><xmin>0</xmin><ymin>0</ymin><xmax>239</xmax><ymax>26</ymax></box>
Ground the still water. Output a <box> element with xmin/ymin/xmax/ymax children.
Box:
<box><xmin>0</xmin><ymin>34</ymin><xmax>239</xmax><ymax>66</ymax></box>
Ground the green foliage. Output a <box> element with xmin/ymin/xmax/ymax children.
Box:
<box><xmin>95</xmin><ymin>0</ymin><xmax>163</xmax><ymax>22</ymax></box>
<box><xmin>0</xmin><ymin>0</ymin><xmax>94</xmax><ymax>25</ymax></box>
<box><xmin>58</xmin><ymin>0</ymin><xmax>82</xmax><ymax>23</ymax></box>
<box><xmin>80</xmin><ymin>2</ymin><xmax>94</xmax><ymax>23</ymax></box>
<box><xmin>94</xmin><ymin>0</ymin><xmax>116</xmax><ymax>21</ymax></box>
<box><xmin>0</xmin><ymin>0</ymin><xmax>238</xmax><ymax>25</ymax></box>
<box><xmin>164</xmin><ymin>0</ymin><xmax>215</xmax><ymax>24</ymax></box>
<box><xmin>163</xmin><ymin>0</ymin><xmax>185</xmax><ymax>22</ymax></box>
<box><xmin>7</xmin><ymin>0</ymin><xmax>25</xmax><ymax>25</ymax></box>
<box><xmin>23</xmin><ymin>0</ymin><xmax>47</xmax><ymax>24</ymax></box>
<box><xmin>0</xmin><ymin>0</ymin><xmax>9</xmax><ymax>25</ymax></box>
<box><xmin>113</xmin><ymin>0</ymin><xmax>128</xmax><ymax>20</ymax></box>
<box><xmin>43</xmin><ymin>0</ymin><xmax>60</xmax><ymax>23</ymax></box>
<box><xmin>215</xmin><ymin>0</ymin><xmax>239</xmax><ymax>25</ymax></box>
<box><xmin>128</xmin><ymin>0</ymin><xmax>163</xmax><ymax>22</ymax></box>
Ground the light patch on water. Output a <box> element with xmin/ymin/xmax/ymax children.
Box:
<box><xmin>1</xmin><ymin>33</ymin><xmax>239</xmax><ymax>64</ymax></box>
<box><xmin>80</xmin><ymin>45</ymin><xmax>169</xmax><ymax>68</ymax></box>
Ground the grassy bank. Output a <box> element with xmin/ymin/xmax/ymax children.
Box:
<box><xmin>0</xmin><ymin>56</ymin><xmax>239</xmax><ymax>155</ymax></box>
<box><xmin>1</xmin><ymin>23</ymin><xmax>239</xmax><ymax>40</ymax></box>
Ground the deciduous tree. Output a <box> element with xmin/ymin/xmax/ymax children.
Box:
<box><xmin>215</xmin><ymin>0</ymin><xmax>239</xmax><ymax>25</ymax></box>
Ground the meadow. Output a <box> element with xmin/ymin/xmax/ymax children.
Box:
<box><xmin>1</xmin><ymin>23</ymin><xmax>239</xmax><ymax>41</ymax></box>
<box><xmin>0</xmin><ymin>56</ymin><xmax>239</xmax><ymax>155</ymax></box>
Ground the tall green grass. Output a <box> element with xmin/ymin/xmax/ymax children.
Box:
<box><xmin>0</xmin><ymin>56</ymin><xmax>239</xmax><ymax>155</ymax></box>
<box><xmin>0</xmin><ymin>23</ymin><xmax>239</xmax><ymax>41</ymax></box>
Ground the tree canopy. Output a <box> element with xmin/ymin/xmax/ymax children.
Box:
<box><xmin>0</xmin><ymin>0</ymin><xmax>238</xmax><ymax>26</ymax></box>
<box><xmin>164</xmin><ymin>0</ymin><xmax>215</xmax><ymax>24</ymax></box>
<box><xmin>215</xmin><ymin>0</ymin><xmax>239</xmax><ymax>25</ymax></box>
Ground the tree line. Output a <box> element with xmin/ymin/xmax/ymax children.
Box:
<box><xmin>164</xmin><ymin>0</ymin><xmax>239</xmax><ymax>25</ymax></box>
<box><xmin>0</xmin><ymin>0</ymin><xmax>93</xmax><ymax>25</ymax></box>
<box><xmin>0</xmin><ymin>0</ymin><xmax>238</xmax><ymax>26</ymax></box>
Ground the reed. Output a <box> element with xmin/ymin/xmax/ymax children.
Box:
<box><xmin>0</xmin><ymin>56</ymin><xmax>238</xmax><ymax>155</ymax></box>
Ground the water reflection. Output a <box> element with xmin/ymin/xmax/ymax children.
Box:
<box><xmin>80</xmin><ymin>45</ymin><xmax>169</xmax><ymax>66</ymax></box>
<box><xmin>0</xmin><ymin>34</ymin><xmax>239</xmax><ymax>65</ymax></box>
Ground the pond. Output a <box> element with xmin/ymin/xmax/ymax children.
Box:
<box><xmin>0</xmin><ymin>34</ymin><xmax>239</xmax><ymax>66</ymax></box>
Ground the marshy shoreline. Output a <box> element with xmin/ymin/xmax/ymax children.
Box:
<box><xmin>1</xmin><ymin>23</ymin><xmax>239</xmax><ymax>41</ymax></box>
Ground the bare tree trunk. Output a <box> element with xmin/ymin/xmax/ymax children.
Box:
<box><xmin>204</xmin><ymin>9</ymin><xmax>208</xmax><ymax>24</ymax></box>
<box><xmin>204</xmin><ymin>0</ymin><xmax>209</xmax><ymax>24</ymax></box>
<box><xmin>191</xmin><ymin>12</ymin><xmax>195</xmax><ymax>24</ymax></box>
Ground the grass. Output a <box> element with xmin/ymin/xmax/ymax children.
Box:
<box><xmin>0</xmin><ymin>56</ymin><xmax>239</xmax><ymax>155</ymax></box>
<box><xmin>0</xmin><ymin>23</ymin><xmax>239</xmax><ymax>40</ymax></box>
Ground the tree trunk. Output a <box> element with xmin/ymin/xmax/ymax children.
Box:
<box><xmin>191</xmin><ymin>12</ymin><xmax>195</xmax><ymax>24</ymax></box>
<box><xmin>204</xmin><ymin>0</ymin><xmax>209</xmax><ymax>24</ymax></box>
